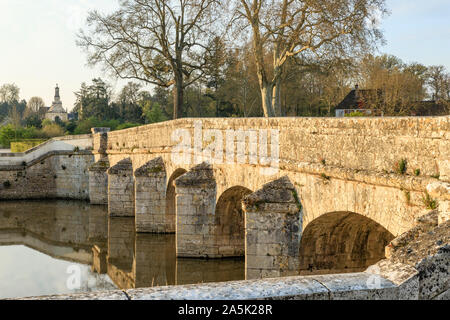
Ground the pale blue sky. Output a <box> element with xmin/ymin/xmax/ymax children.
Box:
<box><xmin>0</xmin><ymin>0</ymin><xmax>449</xmax><ymax>111</ymax></box>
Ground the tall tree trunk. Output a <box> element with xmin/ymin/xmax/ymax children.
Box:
<box><xmin>260</xmin><ymin>83</ymin><xmax>275</xmax><ymax>117</ymax></box>
<box><xmin>173</xmin><ymin>75</ymin><xmax>183</xmax><ymax>119</ymax></box>
<box><xmin>272</xmin><ymin>78</ymin><xmax>282</xmax><ymax>116</ymax></box>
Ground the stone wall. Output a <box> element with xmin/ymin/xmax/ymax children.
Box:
<box><xmin>0</xmin><ymin>134</ymin><xmax>93</xmax><ymax>200</ymax></box>
<box><xmin>0</xmin><ymin>152</ymin><xmax>93</xmax><ymax>200</ymax></box>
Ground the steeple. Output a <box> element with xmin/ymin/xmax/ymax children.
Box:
<box><xmin>48</xmin><ymin>84</ymin><xmax>65</xmax><ymax>113</ymax></box>
<box><xmin>55</xmin><ymin>84</ymin><xmax>60</xmax><ymax>99</ymax></box>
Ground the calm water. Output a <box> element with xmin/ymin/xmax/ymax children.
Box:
<box><xmin>0</xmin><ymin>201</ymin><xmax>244</xmax><ymax>299</ymax></box>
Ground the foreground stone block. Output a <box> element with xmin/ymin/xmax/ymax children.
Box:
<box><xmin>134</xmin><ymin>157</ymin><xmax>170</xmax><ymax>233</ymax></box>
<box><xmin>427</xmin><ymin>181</ymin><xmax>450</xmax><ymax>224</ymax></box>
<box><xmin>107</xmin><ymin>158</ymin><xmax>135</xmax><ymax>217</ymax></box>
<box><xmin>242</xmin><ymin>176</ymin><xmax>302</xmax><ymax>280</ymax></box>
<box><xmin>311</xmin><ymin>273</ymin><xmax>398</xmax><ymax>300</ymax></box>
<box><xmin>88</xmin><ymin>156</ymin><xmax>110</xmax><ymax>205</ymax></box>
<box><xmin>387</xmin><ymin>219</ymin><xmax>450</xmax><ymax>300</ymax></box>
<box><xmin>175</xmin><ymin>163</ymin><xmax>217</xmax><ymax>258</ymax></box>
<box><xmin>366</xmin><ymin>259</ymin><xmax>419</xmax><ymax>299</ymax></box>
<box><xmin>126</xmin><ymin>276</ymin><xmax>329</xmax><ymax>300</ymax></box>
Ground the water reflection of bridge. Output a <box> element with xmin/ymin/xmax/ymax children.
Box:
<box><xmin>0</xmin><ymin>201</ymin><xmax>243</xmax><ymax>290</ymax></box>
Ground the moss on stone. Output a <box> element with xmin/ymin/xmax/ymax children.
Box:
<box><xmin>291</xmin><ymin>190</ymin><xmax>302</xmax><ymax>211</ymax></box>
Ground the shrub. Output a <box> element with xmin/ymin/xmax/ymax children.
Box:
<box><xmin>344</xmin><ymin>111</ymin><xmax>366</xmax><ymax>117</ymax></box>
<box><xmin>321</xmin><ymin>173</ymin><xmax>331</xmax><ymax>180</ymax></box>
<box><xmin>11</xmin><ymin>140</ymin><xmax>47</xmax><ymax>152</ymax></box>
<box><xmin>414</xmin><ymin>169</ymin><xmax>421</xmax><ymax>176</ymax></box>
<box><xmin>395</xmin><ymin>159</ymin><xmax>407</xmax><ymax>175</ymax></box>
<box><xmin>422</xmin><ymin>192</ymin><xmax>438</xmax><ymax>210</ymax></box>
<box><xmin>116</xmin><ymin>122</ymin><xmax>141</xmax><ymax>130</ymax></box>
<box><xmin>42</xmin><ymin>123</ymin><xmax>65</xmax><ymax>138</ymax></box>
<box><xmin>404</xmin><ymin>190</ymin><xmax>411</xmax><ymax>204</ymax></box>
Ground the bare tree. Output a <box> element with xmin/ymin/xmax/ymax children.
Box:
<box><xmin>0</xmin><ymin>83</ymin><xmax>20</xmax><ymax>104</ymax></box>
<box><xmin>427</xmin><ymin>65</ymin><xmax>449</xmax><ymax>101</ymax></box>
<box><xmin>233</xmin><ymin>0</ymin><xmax>387</xmax><ymax>117</ymax></box>
<box><xmin>77</xmin><ymin>0</ymin><xmax>221</xmax><ymax>119</ymax></box>
<box><xmin>27</xmin><ymin>97</ymin><xmax>46</xmax><ymax>113</ymax></box>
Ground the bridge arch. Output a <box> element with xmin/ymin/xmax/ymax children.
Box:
<box><xmin>299</xmin><ymin>211</ymin><xmax>394</xmax><ymax>275</ymax></box>
<box><xmin>214</xmin><ymin>186</ymin><xmax>253</xmax><ymax>257</ymax></box>
<box><xmin>166</xmin><ymin>168</ymin><xmax>188</xmax><ymax>233</ymax></box>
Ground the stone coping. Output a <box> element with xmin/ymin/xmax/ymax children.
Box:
<box><xmin>17</xmin><ymin>271</ymin><xmax>411</xmax><ymax>300</ymax></box>
<box><xmin>0</xmin><ymin>134</ymin><xmax>92</xmax><ymax>157</ymax></box>
<box><xmin>104</xmin><ymin>115</ymin><xmax>450</xmax><ymax>137</ymax></box>
<box><xmin>0</xmin><ymin>150</ymin><xmax>93</xmax><ymax>171</ymax></box>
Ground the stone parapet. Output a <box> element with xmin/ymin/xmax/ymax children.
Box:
<box><xmin>91</xmin><ymin>128</ymin><xmax>110</xmax><ymax>157</ymax></box>
<box><xmin>243</xmin><ymin>176</ymin><xmax>302</xmax><ymax>279</ymax></box>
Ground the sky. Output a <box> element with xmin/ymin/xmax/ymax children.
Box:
<box><xmin>0</xmin><ymin>0</ymin><xmax>449</xmax><ymax>112</ymax></box>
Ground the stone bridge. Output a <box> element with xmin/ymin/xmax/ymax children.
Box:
<box><xmin>1</xmin><ymin>116</ymin><xmax>449</xmax><ymax>281</ymax></box>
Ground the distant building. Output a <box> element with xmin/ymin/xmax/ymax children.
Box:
<box><xmin>336</xmin><ymin>85</ymin><xmax>449</xmax><ymax>117</ymax></box>
<box><xmin>335</xmin><ymin>85</ymin><xmax>383</xmax><ymax>117</ymax></box>
<box><xmin>45</xmin><ymin>84</ymin><xmax>68</xmax><ymax>122</ymax></box>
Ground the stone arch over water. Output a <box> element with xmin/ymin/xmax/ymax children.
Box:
<box><xmin>299</xmin><ymin>211</ymin><xmax>395</xmax><ymax>275</ymax></box>
<box><xmin>166</xmin><ymin>168</ymin><xmax>187</xmax><ymax>233</ymax></box>
<box><xmin>214</xmin><ymin>186</ymin><xmax>253</xmax><ymax>257</ymax></box>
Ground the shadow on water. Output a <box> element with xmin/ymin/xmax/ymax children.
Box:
<box><xmin>0</xmin><ymin>200</ymin><xmax>244</xmax><ymax>298</ymax></box>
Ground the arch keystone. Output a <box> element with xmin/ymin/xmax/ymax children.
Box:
<box><xmin>243</xmin><ymin>176</ymin><xmax>302</xmax><ymax>280</ymax></box>
<box><xmin>88</xmin><ymin>156</ymin><xmax>110</xmax><ymax>205</ymax></box>
<box><xmin>134</xmin><ymin>157</ymin><xmax>169</xmax><ymax>233</ymax></box>
<box><xmin>107</xmin><ymin>158</ymin><xmax>135</xmax><ymax>217</ymax></box>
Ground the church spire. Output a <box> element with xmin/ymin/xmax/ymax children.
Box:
<box><xmin>55</xmin><ymin>84</ymin><xmax>60</xmax><ymax>99</ymax></box>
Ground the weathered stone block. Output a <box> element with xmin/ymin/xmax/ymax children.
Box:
<box><xmin>134</xmin><ymin>157</ymin><xmax>173</xmax><ymax>233</ymax></box>
<box><xmin>107</xmin><ymin>158</ymin><xmax>135</xmax><ymax>217</ymax></box>
<box><xmin>243</xmin><ymin>176</ymin><xmax>302</xmax><ymax>280</ymax></box>
<box><xmin>175</xmin><ymin>163</ymin><xmax>218</xmax><ymax>258</ymax></box>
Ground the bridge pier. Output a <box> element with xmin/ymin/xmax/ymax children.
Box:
<box><xmin>134</xmin><ymin>157</ymin><xmax>169</xmax><ymax>233</ymax></box>
<box><xmin>107</xmin><ymin>158</ymin><xmax>135</xmax><ymax>217</ymax></box>
<box><xmin>243</xmin><ymin>176</ymin><xmax>302</xmax><ymax>280</ymax></box>
<box><xmin>174</xmin><ymin>163</ymin><xmax>218</xmax><ymax>258</ymax></box>
<box><xmin>88</xmin><ymin>156</ymin><xmax>110</xmax><ymax>205</ymax></box>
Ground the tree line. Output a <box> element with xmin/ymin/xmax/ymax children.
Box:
<box><xmin>76</xmin><ymin>0</ymin><xmax>449</xmax><ymax>118</ymax></box>
<box><xmin>1</xmin><ymin>52</ymin><xmax>449</xmax><ymax>147</ymax></box>
<box><xmin>2</xmin><ymin>0</ymin><xmax>450</xmax><ymax>146</ymax></box>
